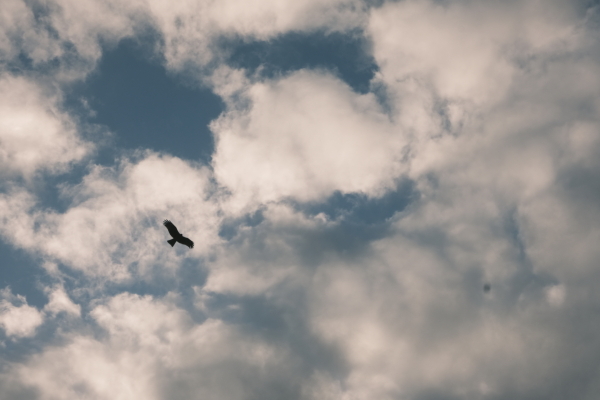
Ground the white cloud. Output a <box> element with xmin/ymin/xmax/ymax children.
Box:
<box><xmin>0</xmin><ymin>0</ymin><xmax>150</xmax><ymax>82</ymax></box>
<box><xmin>0</xmin><ymin>285</ymin><xmax>80</xmax><ymax>340</ymax></box>
<box><xmin>204</xmin><ymin>203</ymin><xmax>316</xmax><ymax>295</ymax></box>
<box><xmin>368</xmin><ymin>0</ymin><xmax>581</xmax><ymax>104</ymax></box>
<box><xmin>1</xmin><ymin>0</ymin><xmax>367</xmax><ymax>83</ymax></box>
<box><xmin>0</xmin><ymin>0</ymin><xmax>39</xmax><ymax>61</ymax></box>
<box><xmin>44</xmin><ymin>0</ymin><xmax>148</xmax><ymax>62</ymax></box>
<box><xmin>546</xmin><ymin>284</ymin><xmax>566</xmax><ymax>307</ymax></box>
<box><xmin>299</xmin><ymin>203</ymin><xmax>595</xmax><ymax>399</ymax></box>
<box><xmin>240</xmin><ymin>2</ymin><xmax>599</xmax><ymax>398</ymax></box>
<box><xmin>211</xmin><ymin>70</ymin><xmax>406</xmax><ymax>213</ymax></box>
<box><xmin>201</xmin><ymin>0</ymin><xmax>364</xmax><ymax>37</ymax></box>
<box><xmin>3</xmin><ymin>1</ymin><xmax>600</xmax><ymax>399</ymax></box>
<box><xmin>11</xmin><ymin>293</ymin><xmax>291</xmax><ymax>400</ymax></box>
<box><xmin>148</xmin><ymin>0</ymin><xmax>366</xmax><ymax>72</ymax></box>
<box><xmin>0</xmin><ymin>75</ymin><xmax>91</xmax><ymax>179</ymax></box>
<box><xmin>44</xmin><ymin>286</ymin><xmax>81</xmax><ymax>317</ymax></box>
<box><xmin>0</xmin><ymin>288</ymin><xmax>44</xmax><ymax>339</ymax></box>
<box><xmin>0</xmin><ymin>153</ymin><xmax>220</xmax><ymax>281</ymax></box>
<box><xmin>200</xmin><ymin>1</ymin><xmax>600</xmax><ymax>398</ymax></box>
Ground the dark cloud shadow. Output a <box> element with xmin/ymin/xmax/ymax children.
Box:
<box><xmin>413</xmin><ymin>392</ymin><xmax>462</xmax><ymax>400</ymax></box>
<box><xmin>0</xmin><ymin>380</ymin><xmax>40</xmax><ymax>400</ymax></box>
<box><xmin>196</xmin><ymin>283</ymin><xmax>349</xmax><ymax>399</ymax></box>
<box><xmin>219</xmin><ymin>180</ymin><xmax>418</xmax><ymax>267</ymax></box>
<box><xmin>160</xmin><ymin>359</ymin><xmax>303</xmax><ymax>400</ymax></box>
<box><xmin>501</xmin><ymin>207</ymin><xmax>559</xmax><ymax>306</ymax></box>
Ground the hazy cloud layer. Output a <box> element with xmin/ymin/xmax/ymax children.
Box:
<box><xmin>1</xmin><ymin>0</ymin><xmax>600</xmax><ymax>399</ymax></box>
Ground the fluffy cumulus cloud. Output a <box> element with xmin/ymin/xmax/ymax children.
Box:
<box><xmin>0</xmin><ymin>75</ymin><xmax>91</xmax><ymax>179</ymax></box>
<box><xmin>2</xmin><ymin>0</ymin><xmax>600</xmax><ymax>399</ymax></box>
<box><xmin>149</xmin><ymin>0</ymin><xmax>366</xmax><ymax>72</ymax></box>
<box><xmin>1</xmin><ymin>0</ymin><xmax>365</xmax><ymax>80</ymax></box>
<box><xmin>7</xmin><ymin>293</ymin><xmax>302</xmax><ymax>400</ymax></box>
<box><xmin>0</xmin><ymin>285</ymin><xmax>80</xmax><ymax>340</ymax></box>
<box><xmin>43</xmin><ymin>286</ymin><xmax>81</xmax><ymax>317</ymax></box>
<box><xmin>211</xmin><ymin>69</ymin><xmax>405</xmax><ymax>211</ymax></box>
<box><xmin>0</xmin><ymin>153</ymin><xmax>219</xmax><ymax>280</ymax></box>
<box><xmin>0</xmin><ymin>288</ymin><xmax>44</xmax><ymax>338</ymax></box>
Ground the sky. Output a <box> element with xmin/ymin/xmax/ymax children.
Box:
<box><xmin>1</xmin><ymin>0</ymin><xmax>600</xmax><ymax>399</ymax></box>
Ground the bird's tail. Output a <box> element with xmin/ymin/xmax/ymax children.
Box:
<box><xmin>167</xmin><ymin>239</ymin><xmax>177</xmax><ymax>247</ymax></box>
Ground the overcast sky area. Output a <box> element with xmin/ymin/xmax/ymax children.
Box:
<box><xmin>2</xmin><ymin>0</ymin><xmax>600</xmax><ymax>399</ymax></box>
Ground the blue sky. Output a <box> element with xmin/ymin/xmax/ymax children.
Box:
<box><xmin>2</xmin><ymin>1</ymin><xmax>600</xmax><ymax>399</ymax></box>
<box><xmin>67</xmin><ymin>38</ymin><xmax>223</xmax><ymax>163</ymax></box>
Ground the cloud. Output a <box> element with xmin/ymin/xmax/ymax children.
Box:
<box><xmin>211</xmin><ymin>69</ymin><xmax>406</xmax><ymax>213</ymax></box>
<box><xmin>204</xmin><ymin>203</ymin><xmax>317</xmax><ymax>295</ymax></box>
<box><xmin>0</xmin><ymin>0</ymin><xmax>151</xmax><ymax>83</ymax></box>
<box><xmin>0</xmin><ymin>288</ymin><xmax>44</xmax><ymax>338</ymax></box>
<box><xmin>0</xmin><ymin>75</ymin><xmax>91</xmax><ymax>180</ymax></box>
<box><xmin>3</xmin><ymin>0</ymin><xmax>600</xmax><ymax>399</ymax></box>
<box><xmin>148</xmin><ymin>0</ymin><xmax>367</xmax><ymax>73</ymax></box>
<box><xmin>249</xmin><ymin>2</ymin><xmax>600</xmax><ymax>398</ymax></box>
<box><xmin>0</xmin><ymin>0</ymin><xmax>43</xmax><ymax>62</ymax></box>
<box><xmin>201</xmin><ymin>1</ymin><xmax>600</xmax><ymax>398</ymax></box>
<box><xmin>43</xmin><ymin>286</ymin><xmax>81</xmax><ymax>317</ymax></box>
<box><xmin>369</xmin><ymin>0</ymin><xmax>582</xmax><ymax>103</ymax></box>
<box><xmin>1</xmin><ymin>0</ymin><xmax>367</xmax><ymax>84</ymax></box>
<box><xmin>10</xmin><ymin>293</ymin><xmax>301</xmax><ymax>400</ymax></box>
<box><xmin>0</xmin><ymin>153</ymin><xmax>220</xmax><ymax>282</ymax></box>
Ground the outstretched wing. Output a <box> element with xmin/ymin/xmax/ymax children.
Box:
<box><xmin>163</xmin><ymin>220</ymin><xmax>180</xmax><ymax>238</ymax></box>
<box><xmin>178</xmin><ymin>236</ymin><xmax>194</xmax><ymax>249</ymax></box>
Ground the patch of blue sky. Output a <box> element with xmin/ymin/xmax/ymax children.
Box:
<box><xmin>293</xmin><ymin>180</ymin><xmax>417</xmax><ymax>261</ymax></box>
<box><xmin>225</xmin><ymin>29</ymin><xmax>378</xmax><ymax>94</ymax></box>
<box><xmin>0</xmin><ymin>241</ymin><xmax>49</xmax><ymax>309</ymax></box>
<box><xmin>300</xmin><ymin>179</ymin><xmax>417</xmax><ymax>225</ymax></box>
<box><xmin>64</xmin><ymin>38</ymin><xmax>223</xmax><ymax>164</ymax></box>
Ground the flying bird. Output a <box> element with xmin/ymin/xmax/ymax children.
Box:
<box><xmin>163</xmin><ymin>220</ymin><xmax>194</xmax><ymax>249</ymax></box>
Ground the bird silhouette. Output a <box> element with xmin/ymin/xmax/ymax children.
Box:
<box><xmin>163</xmin><ymin>220</ymin><xmax>194</xmax><ymax>249</ymax></box>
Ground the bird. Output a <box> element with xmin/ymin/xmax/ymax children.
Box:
<box><xmin>163</xmin><ymin>220</ymin><xmax>194</xmax><ymax>249</ymax></box>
